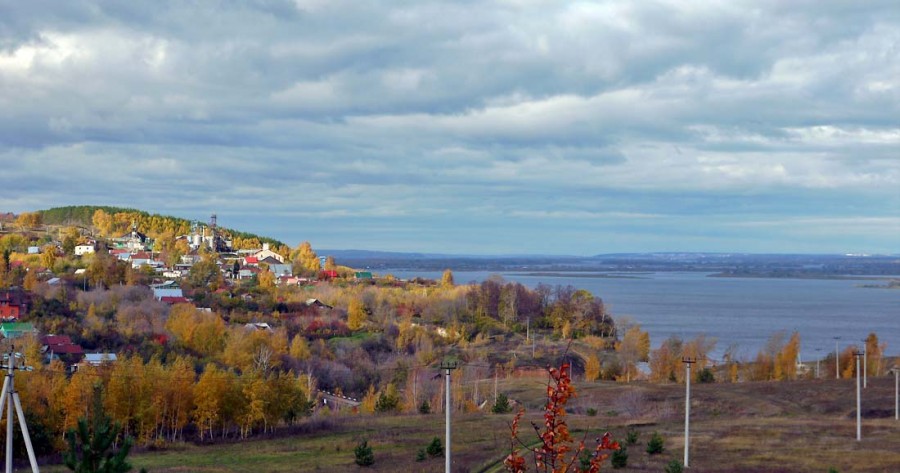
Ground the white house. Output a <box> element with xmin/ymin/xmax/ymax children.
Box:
<box><xmin>74</xmin><ymin>244</ymin><xmax>95</xmax><ymax>256</ymax></box>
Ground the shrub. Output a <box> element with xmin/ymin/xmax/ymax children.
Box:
<box><xmin>492</xmin><ymin>393</ymin><xmax>512</xmax><ymax>414</ymax></box>
<box><xmin>646</xmin><ymin>432</ymin><xmax>665</xmax><ymax>455</ymax></box>
<box><xmin>419</xmin><ymin>399</ymin><xmax>431</xmax><ymax>414</ymax></box>
<box><xmin>611</xmin><ymin>446</ymin><xmax>628</xmax><ymax>468</ymax></box>
<box><xmin>697</xmin><ymin>368</ymin><xmax>715</xmax><ymax>383</ymax></box>
<box><xmin>586</xmin><ymin>407</ymin><xmax>598</xmax><ymax>417</ymax></box>
<box><xmin>426</xmin><ymin>437</ymin><xmax>443</xmax><ymax>457</ymax></box>
<box><xmin>625</xmin><ymin>429</ymin><xmax>639</xmax><ymax>445</ymax></box>
<box><xmin>664</xmin><ymin>459</ymin><xmax>683</xmax><ymax>473</ymax></box>
<box><xmin>354</xmin><ymin>440</ymin><xmax>374</xmax><ymax>466</ymax></box>
<box><xmin>415</xmin><ymin>449</ymin><xmax>426</xmax><ymax>462</ymax></box>
<box><xmin>374</xmin><ymin>390</ymin><xmax>400</xmax><ymax>413</ymax></box>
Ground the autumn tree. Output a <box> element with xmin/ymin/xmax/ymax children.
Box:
<box><xmin>291</xmin><ymin>241</ymin><xmax>320</xmax><ymax>277</ymax></box>
<box><xmin>324</xmin><ymin>256</ymin><xmax>337</xmax><ymax>272</ymax></box>
<box><xmin>615</xmin><ymin>325</ymin><xmax>650</xmax><ymax>382</ymax></box>
<box><xmin>15</xmin><ymin>212</ymin><xmax>42</xmax><ymax>229</ymax></box>
<box><xmin>505</xmin><ymin>360</ymin><xmax>619</xmax><ymax>472</ymax></box>
<box><xmin>347</xmin><ymin>298</ymin><xmax>367</xmax><ymax>330</ymax></box>
<box><xmin>864</xmin><ymin>332</ymin><xmax>885</xmax><ymax>376</ymax></box>
<box><xmin>649</xmin><ymin>336</ymin><xmax>682</xmax><ymax>383</ymax></box>
<box><xmin>187</xmin><ymin>253</ymin><xmax>223</xmax><ymax>290</ymax></box>
<box><xmin>91</xmin><ymin>209</ymin><xmax>115</xmax><ymax>237</ymax></box>
<box><xmin>193</xmin><ymin>364</ymin><xmax>231</xmax><ymax>440</ymax></box>
<box><xmin>441</xmin><ymin>269</ymin><xmax>455</xmax><ymax>288</ymax></box>
<box><xmin>584</xmin><ymin>353</ymin><xmax>601</xmax><ymax>382</ymax></box>
<box><xmin>289</xmin><ymin>335</ymin><xmax>311</xmax><ymax>361</ymax></box>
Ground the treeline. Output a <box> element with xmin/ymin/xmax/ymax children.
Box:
<box><xmin>15</xmin><ymin>353</ymin><xmax>313</xmax><ymax>454</ymax></box>
<box><xmin>646</xmin><ymin>331</ymin><xmax>887</xmax><ymax>383</ymax></box>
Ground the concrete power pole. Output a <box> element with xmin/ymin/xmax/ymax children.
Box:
<box><xmin>683</xmin><ymin>357</ymin><xmax>696</xmax><ymax>468</ymax></box>
<box><xmin>440</xmin><ymin>361</ymin><xmax>459</xmax><ymax>473</ymax></box>
<box><xmin>862</xmin><ymin>340</ymin><xmax>867</xmax><ymax>389</ymax></box>
<box><xmin>891</xmin><ymin>368</ymin><xmax>899</xmax><ymax>421</ymax></box>
<box><xmin>854</xmin><ymin>351</ymin><xmax>862</xmax><ymax>441</ymax></box>
<box><xmin>834</xmin><ymin>336</ymin><xmax>841</xmax><ymax>379</ymax></box>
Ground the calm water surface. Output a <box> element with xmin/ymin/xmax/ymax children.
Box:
<box><xmin>385</xmin><ymin>270</ymin><xmax>900</xmax><ymax>361</ymax></box>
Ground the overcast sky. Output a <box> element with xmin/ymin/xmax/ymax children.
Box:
<box><xmin>1</xmin><ymin>1</ymin><xmax>898</xmax><ymax>255</ymax></box>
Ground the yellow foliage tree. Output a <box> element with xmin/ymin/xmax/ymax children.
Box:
<box><xmin>347</xmin><ymin>298</ymin><xmax>367</xmax><ymax>330</ymax></box>
<box><xmin>584</xmin><ymin>353</ymin><xmax>601</xmax><ymax>382</ymax></box>
<box><xmin>289</xmin><ymin>335</ymin><xmax>311</xmax><ymax>361</ymax></box>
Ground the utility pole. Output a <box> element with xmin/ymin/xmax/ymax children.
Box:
<box><xmin>854</xmin><ymin>351</ymin><xmax>862</xmax><ymax>441</ymax></box>
<box><xmin>834</xmin><ymin>336</ymin><xmax>841</xmax><ymax>379</ymax></box>
<box><xmin>861</xmin><ymin>339</ymin><xmax>867</xmax><ymax>389</ymax></box>
<box><xmin>890</xmin><ymin>367</ymin><xmax>899</xmax><ymax>421</ymax></box>
<box><xmin>683</xmin><ymin>357</ymin><xmax>696</xmax><ymax>468</ymax></box>
<box><xmin>0</xmin><ymin>348</ymin><xmax>39</xmax><ymax>473</ymax></box>
<box><xmin>815</xmin><ymin>348</ymin><xmax>822</xmax><ymax>379</ymax></box>
<box><xmin>440</xmin><ymin>360</ymin><xmax>459</xmax><ymax>473</ymax></box>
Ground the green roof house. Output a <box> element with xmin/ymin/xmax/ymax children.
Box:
<box><xmin>0</xmin><ymin>323</ymin><xmax>35</xmax><ymax>339</ymax></box>
<box><xmin>354</xmin><ymin>271</ymin><xmax>373</xmax><ymax>281</ymax></box>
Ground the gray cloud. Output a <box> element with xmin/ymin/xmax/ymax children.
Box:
<box><xmin>0</xmin><ymin>0</ymin><xmax>898</xmax><ymax>253</ymax></box>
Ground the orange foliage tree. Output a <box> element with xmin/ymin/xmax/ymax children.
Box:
<box><xmin>505</xmin><ymin>361</ymin><xmax>619</xmax><ymax>472</ymax></box>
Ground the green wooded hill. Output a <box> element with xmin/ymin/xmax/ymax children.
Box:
<box><xmin>38</xmin><ymin>205</ymin><xmax>288</xmax><ymax>249</ymax></box>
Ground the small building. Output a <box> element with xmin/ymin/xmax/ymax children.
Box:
<box><xmin>27</xmin><ymin>246</ymin><xmax>40</xmax><ymax>255</ymax></box>
<box><xmin>41</xmin><ymin>335</ymin><xmax>85</xmax><ymax>362</ymax></box>
<box><xmin>244</xmin><ymin>322</ymin><xmax>273</xmax><ymax>332</ymax></box>
<box><xmin>74</xmin><ymin>244</ymin><xmax>95</xmax><ymax>256</ymax></box>
<box><xmin>153</xmin><ymin>287</ymin><xmax>184</xmax><ymax>300</ymax></box>
<box><xmin>160</xmin><ymin>296</ymin><xmax>190</xmax><ymax>305</ymax></box>
<box><xmin>0</xmin><ymin>322</ymin><xmax>35</xmax><ymax>339</ymax></box>
<box><xmin>0</xmin><ymin>291</ymin><xmax>25</xmax><ymax>321</ymax></box>
<box><xmin>305</xmin><ymin>298</ymin><xmax>333</xmax><ymax>309</ymax></box>
<box><xmin>83</xmin><ymin>353</ymin><xmax>118</xmax><ymax>366</ymax></box>
<box><xmin>252</xmin><ymin>244</ymin><xmax>285</xmax><ymax>264</ymax></box>
<box><xmin>354</xmin><ymin>271</ymin><xmax>373</xmax><ymax>281</ymax></box>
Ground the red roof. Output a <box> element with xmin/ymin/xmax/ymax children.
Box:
<box><xmin>131</xmin><ymin>252</ymin><xmax>151</xmax><ymax>259</ymax></box>
<box><xmin>244</xmin><ymin>256</ymin><xmax>259</xmax><ymax>264</ymax></box>
<box><xmin>47</xmin><ymin>344</ymin><xmax>84</xmax><ymax>355</ymax></box>
<box><xmin>41</xmin><ymin>335</ymin><xmax>73</xmax><ymax>345</ymax></box>
<box><xmin>160</xmin><ymin>296</ymin><xmax>191</xmax><ymax>304</ymax></box>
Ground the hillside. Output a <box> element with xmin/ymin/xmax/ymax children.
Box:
<box><xmin>35</xmin><ymin>205</ymin><xmax>288</xmax><ymax>249</ymax></box>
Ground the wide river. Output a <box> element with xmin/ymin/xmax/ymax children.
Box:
<box><xmin>385</xmin><ymin>270</ymin><xmax>899</xmax><ymax>362</ymax></box>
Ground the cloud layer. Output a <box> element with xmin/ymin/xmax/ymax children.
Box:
<box><xmin>1</xmin><ymin>1</ymin><xmax>898</xmax><ymax>253</ymax></box>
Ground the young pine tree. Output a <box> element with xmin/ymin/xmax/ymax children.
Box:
<box><xmin>64</xmin><ymin>385</ymin><xmax>143</xmax><ymax>473</ymax></box>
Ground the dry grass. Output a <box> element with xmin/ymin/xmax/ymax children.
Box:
<box><xmin>42</xmin><ymin>375</ymin><xmax>900</xmax><ymax>472</ymax></box>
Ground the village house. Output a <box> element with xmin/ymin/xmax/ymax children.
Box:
<box><xmin>74</xmin><ymin>243</ymin><xmax>95</xmax><ymax>256</ymax></box>
<box><xmin>0</xmin><ymin>322</ymin><xmax>36</xmax><ymax>339</ymax></box>
<box><xmin>41</xmin><ymin>335</ymin><xmax>85</xmax><ymax>363</ymax></box>
<box><xmin>252</xmin><ymin>243</ymin><xmax>285</xmax><ymax>263</ymax></box>
<box><xmin>0</xmin><ymin>291</ymin><xmax>25</xmax><ymax>321</ymax></box>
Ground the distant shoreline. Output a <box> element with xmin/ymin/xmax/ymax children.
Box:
<box><xmin>512</xmin><ymin>272</ymin><xmax>649</xmax><ymax>279</ymax></box>
<box><xmin>708</xmin><ymin>272</ymin><xmax>897</xmax><ymax>281</ymax></box>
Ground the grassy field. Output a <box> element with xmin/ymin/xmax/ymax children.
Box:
<box><xmin>42</xmin><ymin>374</ymin><xmax>900</xmax><ymax>472</ymax></box>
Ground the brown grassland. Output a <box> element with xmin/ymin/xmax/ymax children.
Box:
<box><xmin>42</xmin><ymin>372</ymin><xmax>900</xmax><ymax>472</ymax></box>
